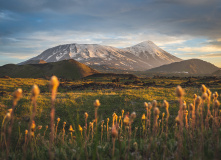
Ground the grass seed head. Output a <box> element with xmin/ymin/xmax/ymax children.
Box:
<box><xmin>144</xmin><ymin>102</ymin><xmax>148</xmax><ymax>109</ymax></box>
<box><xmin>189</xmin><ymin>103</ymin><xmax>194</xmax><ymax>111</ymax></box>
<box><xmin>152</xmin><ymin>100</ymin><xmax>157</xmax><ymax>108</ymax></box>
<box><xmin>94</xmin><ymin>99</ymin><xmax>100</xmax><ymax>108</ymax></box>
<box><xmin>31</xmin><ymin>84</ymin><xmax>40</xmax><ymax>99</ymax></box>
<box><xmin>84</xmin><ymin>112</ymin><xmax>88</xmax><ymax>119</ymax></box>
<box><xmin>31</xmin><ymin>121</ymin><xmax>36</xmax><ymax>131</ymax></box>
<box><xmin>213</xmin><ymin>93</ymin><xmax>215</xmax><ymax>99</ymax></box>
<box><xmin>202</xmin><ymin>92</ymin><xmax>208</xmax><ymax>101</ymax></box>
<box><xmin>193</xmin><ymin>94</ymin><xmax>197</xmax><ymax>99</ymax></box>
<box><xmin>148</xmin><ymin>102</ymin><xmax>152</xmax><ymax>110</ymax></box>
<box><xmin>57</xmin><ymin>118</ymin><xmax>60</xmax><ymax>122</ymax></box>
<box><xmin>214</xmin><ymin>100</ymin><xmax>220</xmax><ymax>109</ymax></box>
<box><xmin>111</xmin><ymin>125</ymin><xmax>118</xmax><ymax>138</ymax></box>
<box><xmin>141</xmin><ymin>114</ymin><xmax>146</xmax><ymax>121</ymax></box>
<box><xmin>162</xmin><ymin>112</ymin><xmax>165</xmax><ymax>117</ymax></box>
<box><xmin>201</xmin><ymin>84</ymin><xmax>207</xmax><ymax>93</ymax></box>
<box><xmin>25</xmin><ymin>130</ymin><xmax>28</xmax><ymax>135</ymax></box>
<box><xmin>38</xmin><ymin>125</ymin><xmax>42</xmax><ymax>130</ymax></box>
<box><xmin>175</xmin><ymin>85</ymin><xmax>184</xmax><ymax>98</ymax></box>
<box><xmin>79</xmin><ymin>125</ymin><xmax>83</xmax><ymax>132</ymax></box>
<box><xmin>131</xmin><ymin>112</ymin><xmax>136</xmax><ymax>120</ymax></box>
<box><xmin>13</xmin><ymin>88</ymin><xmax>22</xmax><ymax>102</ymax></box>
<box><xmin>214</xmin><ymin>92</ymin><xmax>219</xmax><ymax>99</ymax></box>
<box><xmin>69</xmin><ymin>125</ymin><xmax>74</xmax><ymax>132</ymax></box>
<box><xmin>175</xmin><ymin>116</ymin><xmax>180</xmax><ymax>125</ymax></box>
<box><xmin>123</xmin><ymin>115</ymin><xmax>129</xmax><ymax>126</ymax></box>
<box><xmin>6</xmin><ymin>112</ymin><xmax>11</xmax><ymax>120</ymax></box>
<box><xmin>50</xmin><ymin>76</ymin><xmax>59</xmax><ymax>91</ymax></box>
<box><xmin>182</xmin><ymin>103</ymin><xmax>187</xmax><ymax>111</ymax></box>
<box><xmin>195</xmin><ymin>96</ymin><xmax>202</xmax><ymax>106</ymax></box>
<box><xmin>8</xmin><ymin>108</ymin><xmax>13</xmax><ymax>113</ymax></box>
<box><xmin>163</xmin><ymin>100</ymin><xmax>169</xmax><ymax>109</ymax></box>
<box><xmin>154</xmin><ymin>107</ymin><xmax>160</xmax><ymax>116</ymax></box>
<box><xmin>206</xmin><ymin>89</ymin><xmax>211</xmax><ymax>97</ymax></box>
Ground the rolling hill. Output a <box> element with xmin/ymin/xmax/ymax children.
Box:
<box><xmin>212</xmin><ymin>69</ymin><xmax>221</xmax><ymax>76</ymax></box>
<box><xmin>146</xmin><ymin>59</ymin><xmax>219</xmax><ymax>75</ymax></box>
<box><xmin>0</xmin><ymin>59</ymin><xmax>98</xmax><ymax>79</ymax></box>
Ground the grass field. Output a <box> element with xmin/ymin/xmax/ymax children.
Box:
<box><xmin>0</xmin><ymin>76</ymin><xmax>221</xmax><ymax>159</ymax></box>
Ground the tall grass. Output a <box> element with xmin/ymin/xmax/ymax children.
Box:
<box><xmin>0</xmin><ymin>76</ymin><xmax>221</xmax><ymax>159</ymax></box>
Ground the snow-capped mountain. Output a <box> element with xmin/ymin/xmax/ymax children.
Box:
<box><xmin>20</xmin><ymin>41</ymin><xmax>182</xmax><ymax>71</ymax></box>
<box><xmin>123</xmin><ymin>41</ymin><xmax>181</xmax><ymax>68</ymax></box>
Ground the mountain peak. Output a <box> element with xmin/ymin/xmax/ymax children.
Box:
<box><xmin>130</xmin><ymin>41</ymin><xmax>156</xmax><ymax>48</ymax></box>
<box><xmin>139</xmin><ymin>40</ymin><xmax>155</xmax><ymax>44</ymax></box>
<box><xmin>133</xmin><ymin>41</ymin><xmax>158</xmax><ymax>49</ymax></box>
<box><xmin>20</xmin><ymin>41</ymin><xmax>181</xmax><ymax>71</ymax></box>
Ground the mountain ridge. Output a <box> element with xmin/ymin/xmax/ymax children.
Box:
<box><xmin>20</xmin><ymin>41</ymin><xmax>182</xmax><ymax>71</ymax></box>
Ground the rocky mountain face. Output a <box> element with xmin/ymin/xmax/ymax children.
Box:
<box><xmin>20</xmin><ymin>41</ymin><xmax>182</xmax><ymax>71</ymax></box>
<box><xmin>123</xmin><ymin>41</ymin><xmax>181</xmax><ymax>68</ymax></box>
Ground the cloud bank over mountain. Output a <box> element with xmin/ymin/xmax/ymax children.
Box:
<box><xmin>0</xmin><ymin>0</ymin><xmax>221</xmax><ymax>67</ymax></box>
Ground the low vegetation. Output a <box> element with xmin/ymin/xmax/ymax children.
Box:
<box><xmin>0</xmin><ymin>76</ymin><xmax>221</xmax><ymax>159</ymax></box>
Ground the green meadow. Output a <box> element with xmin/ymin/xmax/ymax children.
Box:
<box><xmin>0</xmin><ymin>76</ymin><xmax>221</xmax><ymax>159</ymax></box>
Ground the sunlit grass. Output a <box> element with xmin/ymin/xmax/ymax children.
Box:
<box><xmin>0</xmin><ymin>77</ymin><xmax>221</xmax><ymax>159</ymax></box>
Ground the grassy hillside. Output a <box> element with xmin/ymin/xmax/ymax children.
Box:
<box><xmin>147</xmin><ymin>59</ymin><xmax>219</xmax><ymax>74</ymax></box>
<box><xmin>213</xmin><ymin>69</ymin><xmax>221</xmax><ymax>76</ymax></box>
<box><xmin>0</xmin><ymin>59</ymin><xmax>98</xmax><ymax>80</ymax></box>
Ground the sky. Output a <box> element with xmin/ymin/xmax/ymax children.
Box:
<box><xmin>0</xmin><ymin>0</ymin><xmax>221</xmax><ymax>67</ymax></box>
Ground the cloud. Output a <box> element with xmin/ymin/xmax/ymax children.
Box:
<box><xmin>0</xmin><ymin>0</ymin><xmax>221</xmax><ymax>39</ymax></box>
<box><xmin>0</xmin><ymin>30</ymin><xmax>189</xmax><ymax>60</ymax></box>
<box><xmin>177</xmin><ymin>46</ymin><xmax>221</xmax><ymax>52</ymax></box>
<box><xmin>175</xmin><ymin>52</ymin><xmax>197</xmax><ymax>56</ymax></box>
<box><xmin>0</xmin><ymin>0</ymin><xmax>221</xmax><ymax>66</ymax></box>
<box><xmin>156</xmin><ymin>0</ymin><xmax>217</xmax><ymax>5</ymax></box>
<box><xmin>200</xmin><ymin>53</ymin><xmax>221</xmax><ymax>58</ymax></box>
<box><xmin>0</xmin><ymin>51</ymin><xmax>35</xmax><ymax>59</ymax></box>
<box><xmin>203</xmin><ymin>39</ymin><xmax>221</xmax><ymax>48</ymax></box>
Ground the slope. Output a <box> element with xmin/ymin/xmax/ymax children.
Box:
<box><xmin>20</xmin><ymin>41</ymin><xmax>181</xmax><ymax>71</ymax></box>
<box><xmin>0</xmin><ymin>59</ymin><xmax>98</xmax><ymax>79</ymax></box>
<box><xmin>147</xmin><ymin>59</ymin><xmax>219</xmax><ymax>74</ymax></box>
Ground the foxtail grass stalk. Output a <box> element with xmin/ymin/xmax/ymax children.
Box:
<box><xmin>49</xmin><ymin>76</ymin><xmax>59</xmax><ymax>160</ymax></box>
<box><xmin>148</xmin><ymin>102</ymin><xmax>152</xmax><ymax>134</ymax></box>
<box><xmin>28</xmin><ymin>85</ymin><xmax>40</xmax><ymax>140</ymax></box>
<box><xmin>7</xmin><ymin>88</ymin><xmax>22</xmax><ymax>158</ymax></box>
<box><xmin>144</xmin><ymin>102</ymin><xmax>148</xmax><ymax>136</ymax></box>
<box><xmin>101</xmin><ymin>120</ymin><xmax>104</xmax><ymax>143</ymax></box>
<box><xmin>125</xmin><ymin>112</ymin><xmax>136</xmax><ymax>160</ymax></box>
<box><xmin>94</xmin><ymin>99</ymin><xmax>100</xmax><ymax>128</ymax></box>
<box><xmin>55</xmin><ymin>118</ymin><xmax>60</xmax><ymax>140</ymax></box>
<box><xmin>153</xmin><ymin>107</ymin><xmax>160</xmax><ymax>135</ymax></box>
<box><xmin>107</xmin><ymin>118</ymin><xmax>109</xmax><ymax>141</ymax></box>
<box><xmin>175</xmin><ymin>85</ymin><xmax>184</xmax><ymax>159</ymax></box>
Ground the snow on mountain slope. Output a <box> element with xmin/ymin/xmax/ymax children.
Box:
<box><xmin>123</xmin><ymin>41</ymin><xmax>182</xmax><ymax>67</ymax></box>
<box><xmin>20</xmin><ymin>41</ymin><xmax>182</xmax><ymax>71</ymax></box>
